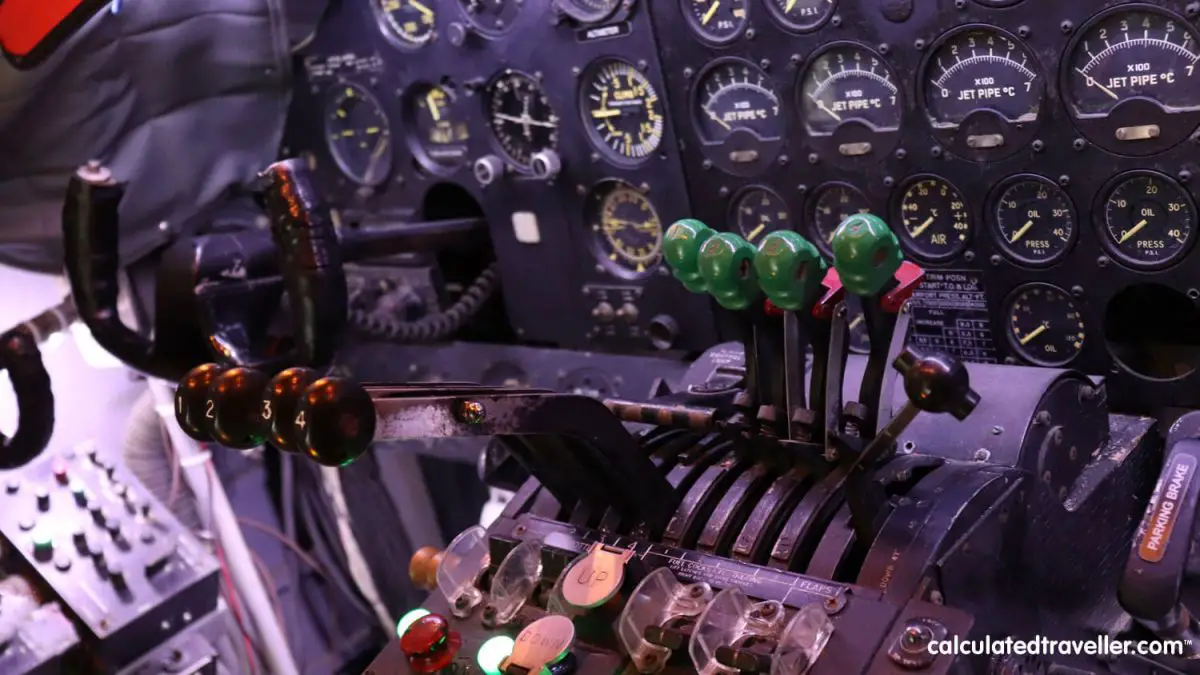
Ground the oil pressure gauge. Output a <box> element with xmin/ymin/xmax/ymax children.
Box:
<box><xmin>1006</xmin><ymin>283</ymin><xmax>1085</xmax><ymax>367</ymax></box>
<box><xmin>1100</xmin><ymin>172</ymin><xmax>1195</xmax><ymax>270</ymax></box>
<box><xmin>992</xmin><ymin>176</ymin><xmax>1075</xmax><ymax>266</ymax></box>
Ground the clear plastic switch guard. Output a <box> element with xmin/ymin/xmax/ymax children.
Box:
<box><xmin>690</xmin><ymin>588</ymin><xmax>785</xmax><ymax>675</ymax></box>
<box><xmin>771</xmin><ymin>604</ymin><xmax>834</xmax><ymax>675</ymax></box>
<box><xmin>616</xmin><ymin>568</ymin><xmax>713</xmax><ymax>673</ymax></box>
<box><xmin>487</xmin><ymin>539</ymin><xmax>544</xmax><ymax>625</ymax></box>
<box><xmin>437</xmin><ymin>525</ymin><xmax>490</xmax><ymax>617</ymax></box>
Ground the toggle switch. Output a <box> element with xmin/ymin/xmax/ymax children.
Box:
<box><xmin>504</xmin><ymin>615</ymin><xmax>575</xmax><ymax>675</ymax></box>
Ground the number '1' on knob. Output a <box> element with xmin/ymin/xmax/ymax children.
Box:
<box><xmin>209</xmin><ymin>367</ymin><xmax>271</xmax><ymax>449</ymax></box>
<box><xmin>175</xmin><ymin>364</ymin><xmax>227</xmax><ymax>442</ymax></box>
<box><xmin>295</xmin><ymin>377</ymin><xmax>377</xmax><ymax>467</ymax></box>
<box><xmin>261</xmin><ymin>368</ymin><xmax>317</xmax><ymax>454</ymax></box>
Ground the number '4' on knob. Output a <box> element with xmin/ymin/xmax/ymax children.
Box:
<box><xmin>261</xmin><ymin>367</ymin><xmax>318</xmax><ymax>454</ymax></box>
<box><xmin>295</xmin><ymin>377</ymin><xmax>377</xmax><ymax>467</ymax></box>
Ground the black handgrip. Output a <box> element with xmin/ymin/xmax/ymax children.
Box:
<box><xmin>0</xmin><ymin>326</ymin><xmax>54</xmax><ymax>469</ymax></box>
<box><xmin>257</xmin><ymin>159</ymin><xmax>348</xmax><ymax>368</ymax></box>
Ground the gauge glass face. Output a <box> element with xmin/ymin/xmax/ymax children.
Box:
<box><xmin>845</xmin><ymin>295</ymin><xmax>870</xmax><ymax>354</ymax></box>
<box><xmin>325</xmin><ymin>84</ymin><xmax>392</xmax><ymax>186</ymax></box>
<box><xmin>1007</xmin><ymin>284</ymin><xmax>1085</xmax><ymax>367</ymax></box>
<box><xmin>810</xmin><ymin>183</ymin><xmax>871</xmax><ymax>255</ymax></box>
<box><xmin>375</xmin><ymin>0</ymin><xmax>436</xmax><ymax>47</ymax></box>
<box><xmin>993</xmin><ymin>178</ymin><xmax>1074</xmax><ymax>266</ymax></box>
<box><xmin>683</xmin><ymin>0</ymin><xmax>748</xmax><ymax>43</ymax></box>
<box><xmin>1102</xmin><ymin>174</ymin><xmax>1195</xmax><ymax>269</ymax></box>
<box><xmin>557</xmin><ymin>0</ymin><xmax>620</xmax><ymax>23</ymax></box>
<box><xmin>732</xmin><ymin>188</ymin><xmax>790</xmax><ymax>243</ymax></box>
<box><xmin>487</xmin><ymin>73</ymin><xmax>559</xmax><ymax>169</ymax></box>
<box><xmin>695</xmin><ymin>61</ymin><xmax>783</xmax><ymax>143</ymax></box>
<box><xmin>589</xmin><ymin>182</ymin><xmax>664</xmax><ymax>277</ymax></box>
<box><xmin>582</xmin><ymin>60</ymin><xmax>664</xmax><ymax>164</ymax></box>
<box><xmin>801</xmin><ymin>45</ymin><xmax>901</xmax><ymax>135</ymax></box>
<box><xmin>925</xmin><ymin>28</ymin><xmax>1042</xmax><ymax>128</ymax></box>
<box><xmin>765</xmin><ymin>0</ymin><xmax>835</xmax><ymax>32</ymax></box>
<box><xmin>1067</xmin><ymin>9</ymin><xmax>1200</xmax><ymax>117</ymax></box>
<box><xmin>458</xmin><ymin>0</ymin><xmax>521</xmax><ymax>34</ymax></box>
<box><xmin>410</xmin><ymin>84</ymin><xmax>470</xmax><ymax>170</ymax></box>
<box><xmin>898</xmin><ymin>178</ymin><xmax>972</xmax><ymax>262</ymax></box>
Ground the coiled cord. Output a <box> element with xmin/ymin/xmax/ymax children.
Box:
<box><xmin>349</xmin><ymin>263</ymin><xmax>500</xmax><ymax>343</ymax></box>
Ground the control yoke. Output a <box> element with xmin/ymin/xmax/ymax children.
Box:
<box><xmin>0</xmin><ymin>325</ymin><xmax>54</xmax><ymax>470</ymax></box>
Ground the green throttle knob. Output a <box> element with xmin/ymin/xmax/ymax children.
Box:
<box><xmin>698</xmin><ymin>232</ymin><xmax>759</xmax><ymax>310</ymax></box>
<box><xmin>830</xmin><ymin>213</ymin><xmax>904</xmax><ymax>297</ymax></box>
<box><xmin>754</xmin><ymin>231</ymin><xmax>828</xmax><ymax>312</ymax></box>
<box><xmin>663</xmin><ymin>219</ymin><xmax>715</xmax><ymax>293</ymax></box>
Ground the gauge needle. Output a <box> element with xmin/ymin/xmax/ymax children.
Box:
<box><xmin>494</xmin><ymin>113</ymin><xmax>556</xmax><ymax>128</ymax></box>
<box><xmin>591</xmin><ymin>108</ymin><xmax>621</xmax><ymax>119</ymax></box>
<box><xmin>409</xmin><ymin>0</ymin><xmax>434</xmax><ymax>17</ymax></box>
<box><xmin>910</xmin><ymin>216</ymin><xmax>935</xmax><ymax>238</ymax></box>
<box><xmin>1075</xmin><ymin>68</ymin><xmax>1120</xmax><ymax>101</ymax></box>
<box><xmin>705</xmin><ymin>109</ymin><xmax>732</xmax><ymax>130</ymax></box>
<box><xmin>848</xmin><ymin>315</ymin><xmax>865</xmax><ymax>330</ymax></box>
<box><xmin>1019</xmin><ymin>322</ymin><xmax>1049</xmax><ymax>346</ymax></box>
<box><xmin>817</xmin><ymin>100</ymin><xmax>843</xmax><ymax>122</ymax></box>
<box><xmin>701</xmin><ymin>1</ymin><xmax>720</xmax><ymax>25</ymax></box>
<box><xmin>747</xmin><ymin>224</ymin><xmax>766</xmax><ymax>241</ymax></box>
<box><xmin>785</xmin><ymin>0</ymin><xmax>797</xmax><ymax>11</ymax></box>
<box><xmin>426</xmin><ymin>92</ymin><xmax>441</xmax><ymax>121</ymax></box>
<box><xmin>1119</xmin><ymin>219</ymin><xmax>1148</xmax><ymax>244</ymax></box>
<box><xmin>1009</xmin><ymin>220</ymin><xmax>1034</xmax><ymax>243</ymax></box>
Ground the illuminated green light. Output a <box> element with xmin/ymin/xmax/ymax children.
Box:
<box><xmin>477</xmin><ymin>636</ymin><xmax>515</xmax><ymax>675</ymax></box>
<box><xmin>33</xmin><ymin>533</ymin><xmax>52</xmax><ymax>548</ymax></box>
<box><xmin>396</xmin><ymin>608</ymin><xmax>431</xmax><ymax>637</ymax></box>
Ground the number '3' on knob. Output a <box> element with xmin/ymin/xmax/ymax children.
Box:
<box><xmin>209</xmin><ymin>367</ymin><xmax>271</xmax><ymax>449</ymax></box>
<box><xmin>261</xmin><ymin>368</ymin><xmax>317</xmax><ymax>454</ymax></box>
<box><xmin>175</xmin><ymin>364</ymin><xmax>227</xmax><ymax>442</ymax></box>
<box><xmin>295</xmin><ymin>377</ymin><xmax>377</xmax><ymax>467</ymax></box>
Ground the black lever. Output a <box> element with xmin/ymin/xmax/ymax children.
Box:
<box><xmin>0</xmin><ymin>326</ymin><xmax>54</xmax><ymax>469</ymax></box>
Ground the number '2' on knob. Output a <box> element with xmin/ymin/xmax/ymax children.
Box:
<box><xmin>175</xmin><ymin>364</ymin><xmax>227</xmax><ymax>442</ymax></box>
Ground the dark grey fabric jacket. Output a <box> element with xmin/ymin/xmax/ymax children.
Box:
<box><xmin>0</xmin><ymin>0</ymin><xmax>328</xmax><ymax>273</ymax></box>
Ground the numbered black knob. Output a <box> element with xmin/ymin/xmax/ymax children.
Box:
<box><xmin>295</xmin><ymin>377</ymin><xmax>376</xmax><ymax>467</ymax></box>
<box><xmin>261</xmin><ymin>367</ymin><xmax>317</xmax><ymax>454</ymax></box>
<box><xmin>209</xmin><ymin>367</ymin><xmax>271</xmax><ymax>449</ymax></box>
<box><xmin>893</xmin><ymin>347</ymin><xmax>980</xmax><ymax>421</ymax></box>
<box><xmin>175</xmin><ymin>364</ymin><xmax>227</xmax><ymax>442</ymax></box>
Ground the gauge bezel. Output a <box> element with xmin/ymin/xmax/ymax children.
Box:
<box><xmin>323</xmin><ymin>82</ymin><xmax>393</xmax><ymax>187</ymax></box>
<box><xmin>892</xmin><ymin>175</ymin><xmax>973</xmax><ymax>264</ymax></box>
<box><xmin>763</xmin><ymin>0</ymin><xmax>836</xmax><ymax>34</ymax></box>
<box><xmin>456</xmin><ymin>0</ymin><xmax>520</xmax><ymax>36</ymax></box>
<box><xmin>1003</xmin><ymin>282</ymin><xmax>1085</xmax><ymax>368</ymax></box>
<box><xmin>370</xmin><ymin>0</ymin><xmax>436</xmax><ymax>50</ymax></box>
<box><xmin>987</xmin><ymin>175</ymin><xmax>1077</xmax><ymax>268</ymax></box>
<box><xmin>808</xmin><ymin>182</ymin><xmax>871</xmax><ymax>258</ymax></box>
<box><xmin>484</xmin><ymin>69</ymin><xmax>558</xmax><ymax>171</ymax></box>
<box><xmin>403</xmin><ymin>81</ymin><xmax>469</xmax><ymax>176</ymax></box>
<box><xmin>690</xmin><ymin>57</ymin><xmax>785</xmax><ymax>177</ymax></box>
<box><xmin>1060</xmin><ymin>3</ymin><xmax>1200</xmax><ymax>157</ymax></box>
<box><xmin>680</xmin><ymin>0</ymin><xmax>748</xmax><ymax>45</ymax></box>
<box><xmin>555</xmin><ymin>0</ymin><xmax>622</xmax><ymax>24</ymax></box>
<box><xmin>584</xmin><ymin>179</ymin><xmax>664</xmax><ymax>280</ymax></box>
<box><xmin>728</xmin><ymin>185</ymin><xmax>792</xmax><ymax>243</ymax></box>
<box><xmin>917</xmin><ymin>24</ymin><xmax>1044</xmax><ymax>162</ymax></box>
<box><xmin>1094</xmin><ymin>170</ymin><xmax>1197</xmax><ymax>271</ymax></box>
<box><xmin>578</xmin><ymin>58</ymin><xmax>663</xmax><ymax>167</ymax></box>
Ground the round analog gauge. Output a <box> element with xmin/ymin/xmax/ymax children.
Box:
<box><xmin>897</xmin><ymin>177</ymin><xmax>972</xmax><ymax>263</ymax></box>
<box><xmin>374</xmin><ymin>0</ymin><xmax>436</xmax><ymax>48</ymax></box>
<box><xmin>555</xmin><ymin>0</ymin><xmax>620</xmax><ymax>23</ymax></box>
<box><xmin>325</xmin><ymin>84</ymin><xmax>392</xmax><ymax>186</ymax></box>
<box><xmin>408</xmin><ymin>84</ymin><xmax>471</xmax><ymax>171</ymax></box>
<box><xmin>487</xmin><ymin>72</ymin><xmax>559</xmax><ymax>169</ymax></box>
<box><xmin>457</xmin><ymin>0</ymin><xmax>521</xmax><ymax>34</ymax></box>
<box><xmin>992</xmin><ymin>177</ymin><xmax>1075</xmax><ymax>266</ymax></box>
<box><xmin>925</xmin><ymin>28</ymin><xmax>1042</xmax><ymax>129</ymax></box>
<box><xmin>846</xmin><ymin>295</ymin><xmax>869</xmax><ymax>354</ymax></box>
<box><xmin>810</xmin><ymin>183</ymin><xmax>871</xmax><ymax>255</ymax></box>
<box><xmin>588</xmin><ymin>182</ymin><xmax>664</xmax><ymax>277</ymax></box>
<box><xmin>695</xmin><ymin>61</ymin><xmax>784</xmax><ymax>143</ymax></box>
<box><xmin>732</xmin><ymin>187</ymin><xmax>790</xmax><ymax>244</ymax></box>
<box><xmin>1101</xmin><ymin>173</ymin><xmax>1195</xmax><ymax>269</ymax></box>
<box><xmin>801</xmin><ymin>44</ymin><xmax>902</xmax><ymax>136</ymax></box>
<box><xmin>581</xmin><ymin>60</ymin><xmax>664</xmax><ymax>164</ymax></box>
<box><xmin>683</xmin><ymin>0</ymin><xmax>749</xmax><ymax>44</ymax></box>
<box><xmin>1006</xmin><ymin>284</ymin><xmax>1086</xmax><ymax>367</ymax></box>
<box><xmin>764</xmin><ymin>0</ymin><xmax>836</xmax><ymax>32</ymax></box>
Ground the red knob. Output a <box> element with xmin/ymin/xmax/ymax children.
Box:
<box><xmin>400</xmin><ymin>614</ymin><xmax>461</xmax><ymax>673</ymax></box>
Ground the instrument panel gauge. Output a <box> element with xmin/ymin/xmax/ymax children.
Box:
<box><xmin>487</xmin><ymin>72</ymin><xmax>559</xmax><ymax>169</ymax></box>
<box><xmin>925</xmin><ymin>28</ymin><xmax>1042</xmax><ymax>130</ymax></box>
<box><xmin>897</xmin><ymin>177</ymin><xmax>972</xmax><ymax>263</ymax></box>
<box><xmin>555</xmin><ymin>0</ymin><xmax>621</xmax><ymax>23</ymax></box>
<box><xmin>581</xmin><ymin>60</ymin><xmax>664</xmax><ymax>165</ymax></box>
<box><xmin>408</xmin><ymin>84</ymin><xmax>470</xmax><ymax>171</ymax></box>
<box><xmin>587</xmin><ymin>181</ymin><xmax>664</xmax><ymax>278</ymax></box>
<box><xmin>765</xmin><ymin>0</ymin><xmax>835</xmax><ymax>32</ymax></box>
<box><xmin>992</xmin><ymin>177</ymin><xmax>1074</xmax><ymax>266</ymax></box>
<box><xmin>457</xmin><ymin>0</ymin><xmax>521</xmax><ymax>34</ymax></box>
<box><xmin>810</xmin><ymin>183</ymin><xmax>871</xmax><ymax>256</ymax></box>
<box><xmin>1006</xmin><ymin>283</ymin><xmax>1085</xmax><ymax>367</ymax></box>
<box><xmin>683</xmin><ymin>0</ymin><xmax>749</xmax><ymax>44</ymax></box>
<box><xmin>732</xmin><ymin>187</ymin><xmax>790</xmax><ymax>243</ymax></box>
<box><xmin>696</xmin><ymin>61</ymin><xmax>783</xmax><ymax>142</ymax></box>
<box><xmin>374</xmin><ymin>0</ymin><xmax>436</xmax><ymax>48</ymax></box>
<box><xmin>801</xmin><ymin>45</ymin><xmax>901</xmax><ymax>135</ymax></box>
<box><xmin>1101</xmin><ymin>172</ymin><xmax>1195</xmax><ymax>269</ymax></box>
<box><xmin>325</xmin><ymin>84</ymin><xmax>392</xmax><ymax>186</ymax></box>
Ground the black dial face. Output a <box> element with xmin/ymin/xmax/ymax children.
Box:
<box><xmin>765</xmin><ymin>0</ymin><xmax>835</xmax><ymax>32</ymax></box>
<box><xmin>556</xmin><ymin>0</ymin><xmax>620</xmax><ymax>23</ymax></box>
<box><xmin>588</xmin><ymin>182</ymin><xmax>663</xmax><ymax>277</ymax></box>
<box><xmin>845</xmin><ymin>295</ymin><xmax>870</xmax><ymax>355</ymax></box>
<box><xmin>732</xmin><ymin>188</ymin><xmax>790</xmax><ymax>244</ymax></box>
<box><xmin>458</xmin><ymin>0</ymin><xmax>521</xmax><ymax>34</ymax></box>
<box><xmin>925</xmin><ymin>28</ymin><xmax>1042</xmax><ymax>128</ymax></box>
<box><xmin>810</xmin><ymin>183</ymin><xmax>871</xmax><ymax>256</ymax></box>
<box><xmin>993</xmin><ymin>178</ymin><xmax>1074</xmax><ymax>266</ymax></box>
<box><xmin>1068</xmin><ymin>9</ymin><xmax>1200</xmax><ymax>117</ymax></box>
<box><xmin>1006</xmin><ymin>284</ymin><xmax>1086</xmax><ymax>367</ymax></box>
<box><xmin>374</xmin><ymin>0</ymin><xmax>436</xmax><ymax>47</ymax></box>
<box><xmin>487</xmin><ymin>72</ymin><xmax>559</xmax><ymax>169</ymax></box>
<box><xmin>683</xmin><ymin>0</ymin><xmax>748</xmax><ymax>43</ymax></box>
<box><xmin>897</xmin><ymin>178</ymin><xmax>972</xmax><ymax>262</ymax></box>
<box><xmin>325</xmin><ymin>84</ymin><xmax>392</xmax><ymax>186</ymax></box>
<box><xmin>410</xmin><ymin>84</ymin><xmax>471</xmax><ymax>171</ymax></box>
<box><xmin>695</xmin><ymin>61</ymin><xmax>783</xmax><ymax>143</ymax></box>
<box><xmin>1102</xmin><ymin>173</ymin><xmax>1195</xmax><ymax>269</ymax></box>
<box><xmin>581</xmin><ymin>60</ymin><xmax>664</xmax><ymax>164</ymax></box>
<box><xmin>801</xmin><ymin>45</ymin><xmax>902</xmax><ymax>135</ymax></box>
